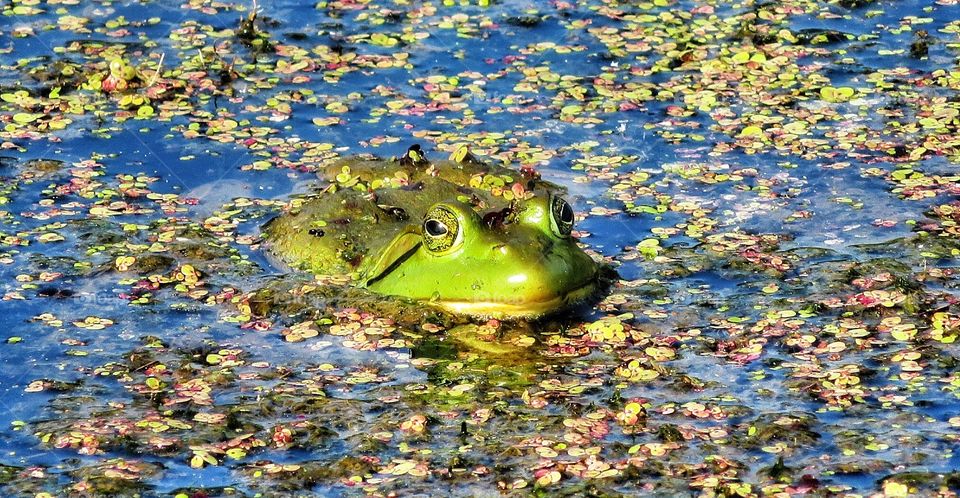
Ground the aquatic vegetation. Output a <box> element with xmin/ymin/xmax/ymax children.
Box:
<box><xmin>1</xmin><ymin>0</ymin><xmax>960</xmax><ymax>496</ymax></box>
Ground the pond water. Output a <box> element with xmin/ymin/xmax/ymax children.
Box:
<box><xmin>2</xmin><ymin>0</ymin><xmax>960</xmax><ymax>496</ymax></box>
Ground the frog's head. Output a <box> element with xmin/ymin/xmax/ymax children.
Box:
<box><xmin>360</xmin><ymin>193</ymin><xmax>599</xmax><ymax>319</ymax></box>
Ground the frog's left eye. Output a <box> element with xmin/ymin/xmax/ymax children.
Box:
<box><xmin>423</xmin><ymin>205</ymin><xmax>461</xmax><ymax>253</ymax></box>
<box><xmin>550</xmin><ymin>196</ymin><xmax>575</xmax><ymax>237</ymax></box>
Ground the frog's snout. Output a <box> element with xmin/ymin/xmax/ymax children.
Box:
<box><xmin>487</xmin><ymin>234</ymin><xmax>595</xmax><ymax>299</ymax></box>
<box><xmin>491</xmin><ymin>237</ymin><xmax>553</xmax><ymax>257</ymax></box>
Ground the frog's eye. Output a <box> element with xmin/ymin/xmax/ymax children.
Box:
<box><xmin>550</xmin><ymin>196</ymin><xmax>575</xmax><ymax>237</ymax></box>
<box><xmin>425</xmin><ymin>219</ymin><xmax>448</xmax><ymax>237</ymax></box>
<box><xmin>423</xmin><ymin>205</ymin><xmax>461</xmax><ymax>253</ymax></box>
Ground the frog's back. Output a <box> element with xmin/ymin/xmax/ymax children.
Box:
<box><xmin>262</xmin><ymin>188</ymin><xmax>391</xmax><ymax>275</ymax></box>
<box><xmin>265</xmin><ymin>144</ymin><xmax>563</xmax><ymax>277</ymax></box>
<box><xmin>263</xmin><ymin>177</ymin><xmax>503</xmax><ymax>276</ymax></box>
<box><xmin>322</xmin><ymin>145</ymin><xmax>536</xmax><ymax>192</ymax></box>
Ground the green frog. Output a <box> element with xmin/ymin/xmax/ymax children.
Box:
<box><xmin>263</xmin><ymin>145</ymin><xmax>600</xmax><ymax>319</ymax></box>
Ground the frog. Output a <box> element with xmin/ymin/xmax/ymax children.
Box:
<box><xmin>263</xmin><ymin>144</ymin><xmax>600</xmax><ymax>319</ymax></box>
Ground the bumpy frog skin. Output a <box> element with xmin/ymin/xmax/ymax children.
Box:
<box><xmin>264</xmin><ymin>145</ymin><xmax>600</xmax><ymax>319</ymax></box>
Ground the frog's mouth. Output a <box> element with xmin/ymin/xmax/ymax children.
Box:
<box><xmin>433</xmin><ymin>277</ymin><xmax>599</xmax><ymax>319</ymax></box>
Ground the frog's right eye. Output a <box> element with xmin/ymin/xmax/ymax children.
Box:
<box><xmin>550</xmin><ymin>196</ymin><xmax>575</xmax><ymax>238</ymax></box>
<box><xmin>423</xmin><ymin>205</ymin><xmax>461</xmax><ymax>253</ymax></box>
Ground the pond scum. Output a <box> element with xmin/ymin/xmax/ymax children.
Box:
<box><xmin>2</xmin><ymin>0</ymin><xmax>960</xmax><ymax>496</ymax></box>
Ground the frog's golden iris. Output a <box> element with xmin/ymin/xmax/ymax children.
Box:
<box><xmin>264</xmin><ymin>145</ymin><xmax>600</xmax><ymax>319</ymax></box>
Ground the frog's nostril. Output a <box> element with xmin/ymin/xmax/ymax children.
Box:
<box><xmin>493</xmin><ymin>244</ymin><xmax>509</xmax><ymax>255</ymax></box>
